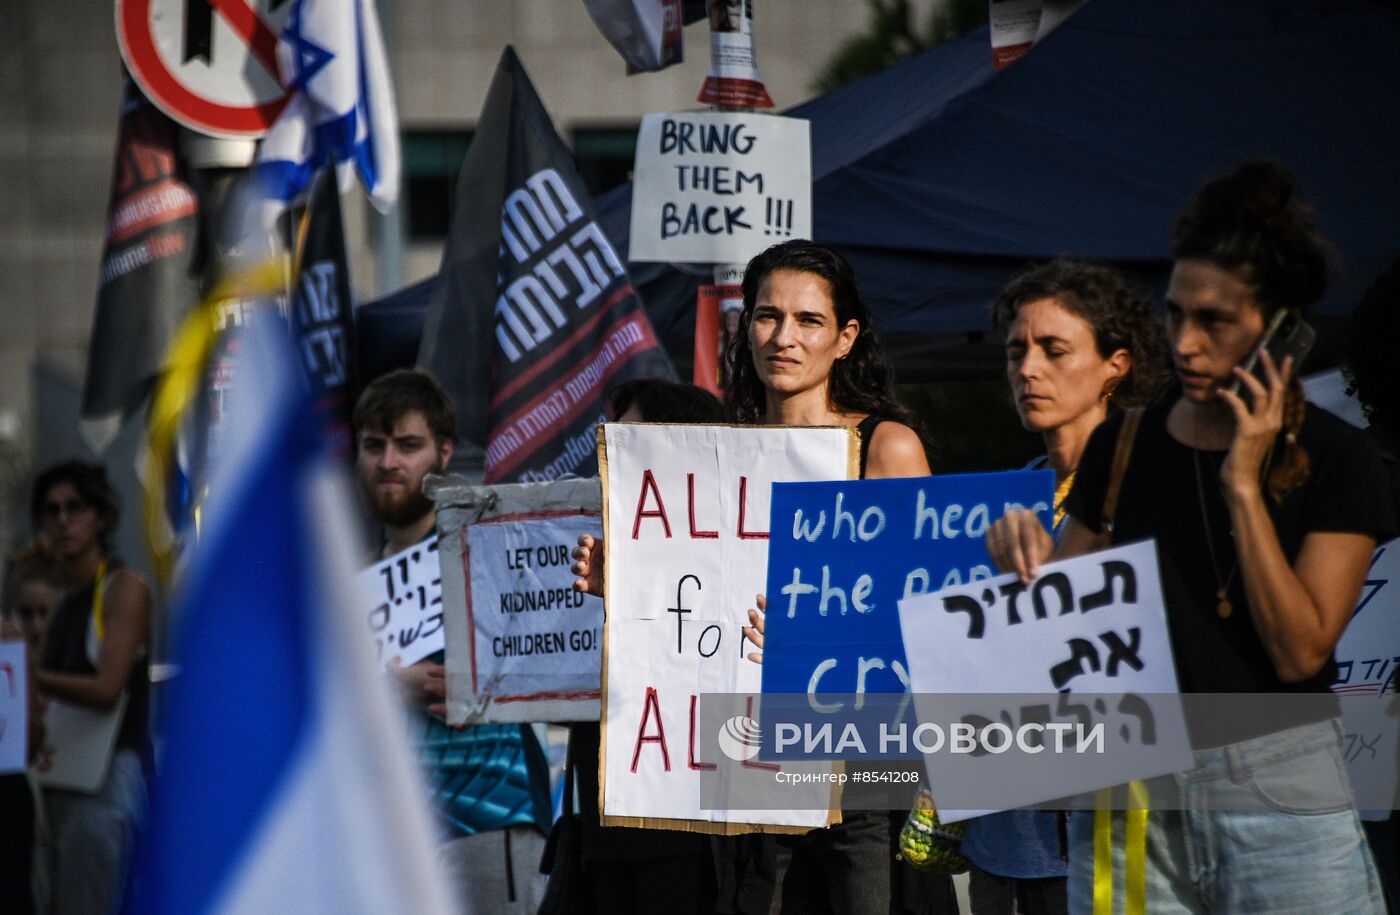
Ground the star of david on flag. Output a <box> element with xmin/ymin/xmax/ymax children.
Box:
<box><xmin>253</xmin><ymin>0</ymin><xmax>400</xmax><ymax>221</ymax></box>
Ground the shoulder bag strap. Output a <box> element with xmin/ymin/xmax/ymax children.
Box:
<box><xmin>1101</xmin><ymin>408</ymin><xmax>1144</xmax><ymax>538</ymax></box>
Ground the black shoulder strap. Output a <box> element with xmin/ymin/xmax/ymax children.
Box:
<box><xmin>857</xmin><ymin>415</ymin><xmax>883</xmax><ymax>479</ymax></box>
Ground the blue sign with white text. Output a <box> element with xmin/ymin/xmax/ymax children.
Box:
<box><xmin>760</xmin><ymin>472</ymin><xmax>1054</xmax><ymax>699</ymax></box>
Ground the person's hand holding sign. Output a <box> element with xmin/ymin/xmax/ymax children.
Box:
<box><xmin>742</xmin><ymin>594</ymin><xmax>766</xmax><ymax>664</ymax></box>
<box><xmin>986</xmin><ymin>510</ymin><xmax>1056</xmax><ymax>584</ymax></box>
<box><xmin>388</xmin><ymin>658</ymin><xmax>447</xmax><ymax>719</ymax></box>
<box><xmin>571</xmin><ymin>534</ymin><xmax>604</xmax><ymax>597</ymax></box>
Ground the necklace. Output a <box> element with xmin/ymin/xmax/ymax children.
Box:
<box><xmin>1190</xmin><ymin>449</ymin><xmax>1237</xmax><ymax>618</ymax></box>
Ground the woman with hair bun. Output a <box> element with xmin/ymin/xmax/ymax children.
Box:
<box><xmin>989</xmin><ymin>161</ymin><xmax>1393</xmax><ymax>912</ymax></box>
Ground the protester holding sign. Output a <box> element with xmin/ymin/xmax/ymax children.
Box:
<box><xmin>989</xmin><ymin>162</ymin><xmax>1395</xmax><ymax>912</ymax></box>
<box><xmin>965</xmin><ymin>260</ymin><xmax>1169</xmax><ymax>914</ymax></box>
<box><xmin>31</xmin><ymin>462</ymin><xmax>151</xmax><ymax>915</ymax></box>
<box><xmin>353</xmin><ymin>370</ymin><xmax>551</xmax><ymax>914</ymax></box>
<box><xmin>726</xmin><ymin>240</ymin><xmax>938</xmax><ymax>913</ymax></box>
<box><xmin>574</xmin><ymin>241</ymin><xmax>939</xmax><ymax>913</ymax></box>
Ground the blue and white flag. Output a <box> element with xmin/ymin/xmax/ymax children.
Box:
<box><xmin>128</xmin><ymin>313</ymin><xmax>451</xmax><ymax>914</ymax></box>
<box><xmin>253</xmin><ymin>0</ymin><xmax>400</xmax><ymax>220</ymax></box>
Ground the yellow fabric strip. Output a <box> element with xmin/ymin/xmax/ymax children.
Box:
<box><xmin>1125</xmin><ymin>780</ymin><xmax>1150</xmax><ymax>915</ymax></box>
<box><xmin>91</xmin><ymin>559</ymin><xmax>109</xmax><ymax>643</ymax></box>
<box><xmin>142</xmin><ymin>259</ymin><xmax>289</xmax><ymax>589</ymax></box>
<box><xmin>1093</xmin><ymin>787</ymin><xmax>1115</xmax><ymax>915</ymax></box>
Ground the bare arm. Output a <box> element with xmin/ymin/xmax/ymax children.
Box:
<box><xmin>1217</xmin><ymin>352</ymin><xmax>1369</xmax><ymax>681</ymax></box>
<box><xmin>37</xmin><ymin>569</ymin><xmax>150</xmax><ymax>710</ymax></box>
<box><xmin>864</xmin><ymin>422</ymin><xmax>932</xmax><ymax>480</ymax></box>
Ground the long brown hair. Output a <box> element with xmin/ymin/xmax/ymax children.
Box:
<box><xmin>725</xmin><ymin>240</ymin><xmax>917</xmax><ymax>435</ymax></box>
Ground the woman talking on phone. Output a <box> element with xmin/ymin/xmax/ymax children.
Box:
<box><xmin>988</xmin><ymin>161</ymin><xmax>1393</xmax><ymax>912</ymax></box>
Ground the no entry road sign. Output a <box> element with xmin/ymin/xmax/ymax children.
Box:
<box><xmin>116</xmin><ymin>0</ymin><xmax>294</xmax><ymax>138</ymax></box>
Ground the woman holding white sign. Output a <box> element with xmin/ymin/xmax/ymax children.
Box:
<box><xmin>575</xmin><ymin>240</ymin><xmax>936</xmax><ymax>914</ymax></box>
<box><xmin>965</xmin><ymin>259</ymin><xmax>1168</xmax><ymax>915</ymax></box>
<box><xmin>728</xmin><ymin>240</ymin><xmax>934</xmax><ymax>915</ymax></box>
<box><xmin>31</xmin><ymin>462</ymin><xmax>152</xmax><ymax>915</ymax></box>
<box><xmin>987</xmin><ymin>162</ymin><xmax>1395</xmax><ymax>913</ymax></box>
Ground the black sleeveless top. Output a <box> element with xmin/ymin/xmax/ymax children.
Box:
<box><xmin>41</xmin><ymin>563</ymin><xmax>150</xmax><ymax>754</ymax></box>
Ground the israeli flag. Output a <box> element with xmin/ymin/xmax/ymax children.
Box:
<box><xmin>127</xmin><ymin>313</ymin><xmax>452</xmax><ymax>914</ymax></box>
<box><xmin>254</xmin><ymin>0</ymin><xmax>400</xmax><ymax>217</ymax></box>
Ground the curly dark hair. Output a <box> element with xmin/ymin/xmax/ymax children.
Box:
<box><xmin>1173</xmin><ymin>160</ymin><xmax>1330</xmax><ymax>502</ymax></box>
<box><xmin>1172</xmin><ymin>160</ymin><xmax>1329</xmax><ymax>317</ymax></box>
<box><xmin>31</xmin><ymin>461</ymin><xmax>120</xmax><ymax>552</ymax></box>
<box><xmin>991</xmin><ymin>258</ymin><xmax>1171</xmax><ymax>410</ymax></box>
<box><xmin>725</xmin><ymin>240</ymin><xmax>916</xmax><ymax>431</ymax></box>
<box><xmin>1345</xmin><ymin>253</ymin><xmax>1400</xmax><ymax>428</ymax></box>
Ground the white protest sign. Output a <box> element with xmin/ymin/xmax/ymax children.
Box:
<box><xmin>601</xmin><ymin>423</ymin><xmax>855</xmax><ymax>834</ymax></box>
<box><xmin>0</xmin><ymin>642</ymin><xmax>26</xmax><ymax>774</ymax></box>
<box><xmin>432</xmin><ymin>477</ymin><xmax>605</xmax><ymax>723</ymax></box>
<box><xmin>36</xmin><ymin>695</ymin><xmax>129</xmax><ymax>793</ymax></box>
<box><xmin>356</xmin><ymin>536</ymin><xmax>444</xmax><ymax>668</ymax></box>
<box><xmin>897</xmin><ymin>540</ymin><xmax>1192</xmax><ymax>821</ymax></box>
<box><xmin>1333</xmin><ymin>538</ymin><xmax>1400</xmax><ymax>815</ymax></box>
<box><xmin>629</xmin><ymin>112</ymin><xmax>811</xmax><ymax>264</ymax></box>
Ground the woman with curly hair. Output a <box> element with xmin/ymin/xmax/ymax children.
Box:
<box><xmin>989</xmin><ymin>161</ymin><xmax>1393</xmax><ymax>913</ymax></box>
<box><xmin>969</xmin><ymin>258</ymin><xmax>1169</xmax><ymax>914</ymax></box>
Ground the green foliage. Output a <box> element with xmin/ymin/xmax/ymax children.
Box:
<box><xmin>814</xmin><ymin>0</ymin><xmax>990</xmax><ymax>93</ymax></box>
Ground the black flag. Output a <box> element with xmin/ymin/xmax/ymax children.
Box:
<box><xmin>418</xmin><ymin>47</ymin><xmax>673</xmax><ymax>483</ymax></box>
<box><xmin>81</xmin><ymin>79</ymin><xmax>200</xmax><ymax>452</ymax></box>
<box><xmin>291</xmin><ymin>166</ymin><xmax>358</xmax><ymax>459</ymax></box>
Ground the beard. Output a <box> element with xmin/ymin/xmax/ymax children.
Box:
<box><xmin>361</xmin><ymin>453</ymin><xmax>446</xmax><ymax>528</ymax></box>
<box><xmin>369</xmin><ymin>486</ymin><xmax>435</xmax><ymax>527</ymax></box>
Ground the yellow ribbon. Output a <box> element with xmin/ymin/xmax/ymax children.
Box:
<box><xmin>1093</xmin><ymin>781</ymin><xmax>1150</xmax><ymax>915</ymax></box>
<box><xmin>91</xmin><ymin>559</ymin><xmax>109</xmax><ymax>643</ymax></box>
<box><xmin>142</xmin><ymin>259</ymin><xmax>289</xmax><ymax>588</ymax></box>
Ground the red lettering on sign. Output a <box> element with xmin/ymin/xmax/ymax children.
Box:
<box><xmin>631</xmin><ymin>686</ymin><xmax>671</xmax><ymax>772</ymax></box>
<box><xmin>687</xmin><ymin>473</ymin><xmax>718</xmax><ymax>539</ymax></box>
<box><xmin>687</xmin><ymin>694</ymin><xmax>717</xmax><ymax>771</ymax></box>
<box><xmin>631</xmin><ymin>469</ymin><xmax>672</xmax><ymax>539</ymax></box>
<box><xmin>736</xmin><ymin>476</ymin><xmax>769</xmax><ymax>540</ymax></box>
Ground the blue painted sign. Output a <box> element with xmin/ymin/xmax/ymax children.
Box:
<box><xmin>760</xmin><ymin>472</ymin><xmax>1053</xmax><ymax>699</ymax></box>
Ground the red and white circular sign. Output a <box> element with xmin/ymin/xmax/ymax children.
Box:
<box><xmin>116</xmin><ymin>0</ymin><xmax>293</xmax><ymax>138</ymax></box>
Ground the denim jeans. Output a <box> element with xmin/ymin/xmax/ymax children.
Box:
<box><xmin>45</xmin><ymin>749</ymin><xmax>147</xmax><ymax>915</ymax></box>
<box><xmin>1067</xmin><ymin>719</ymin><xmax>1385</xmax><ymax>914</ymax></box>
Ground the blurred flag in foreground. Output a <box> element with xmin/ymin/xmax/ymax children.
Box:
<box><xmin>253</xmin><ymin>0</ymin><xmax>399</xmax><ymax>221</ymax></box>
<box><xmin>127</xmin><ymin>313</ymin><xmax>451</xmax><ymax>914</ymax></box>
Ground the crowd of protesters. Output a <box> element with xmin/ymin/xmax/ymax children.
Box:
<box><xmin>2</xmin><ymin>158</ymin><xmax>1396</xmax><ymax>915</ymax></box>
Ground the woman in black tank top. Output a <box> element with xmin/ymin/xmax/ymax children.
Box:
<box><xmin>573</xmin><ymin>242</ymin><xmax>937</xmax><ymax>915</ymax></box>
<box><xmin>31</xmin><ymin>461</ymin><xmax>152</xmax><ymax>915</ymax></box>
<box><xmin>728</xmin><ymin>241</ymin><xmax>934</xmax><ymax>915</ymax></box>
